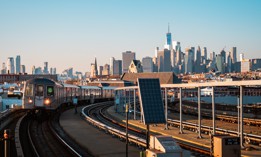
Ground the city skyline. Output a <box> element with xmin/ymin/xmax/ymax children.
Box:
<box><xmin>1</xmin><ymin>0</ymin><xmax>261</xmax><ymax>73</ymax></box>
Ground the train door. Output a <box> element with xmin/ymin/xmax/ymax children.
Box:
<box><xmin>35</xmin><ymin>84</ymin><xmax>44</xmax><ymax>107</ymax></box>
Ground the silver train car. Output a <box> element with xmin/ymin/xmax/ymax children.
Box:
<box><xmin>22</xmin><ymin>78</ymin><xmax>115</xmax><ymax>110</ymax></box>
<box><xmin>22</xmin><ymin>78</ymin><xmax>65</xmax><ymax>110</ymax></box>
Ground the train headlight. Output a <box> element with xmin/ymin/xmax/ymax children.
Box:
<box><xmin>44</xmin><ymin>98</ymin><xmax>50</xmax><ymax>105</ymax></box>
<box><xmin>28</xmin><ymin>98</ymin><xmax>33</xmax><ymax>104</ymax></box>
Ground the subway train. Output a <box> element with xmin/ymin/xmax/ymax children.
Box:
<box><xmin>22</xmin><ymin>78</ymin><xmax>115</xmax><ymax>111</ymax></box>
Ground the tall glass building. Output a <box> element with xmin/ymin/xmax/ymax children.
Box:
<box><xmin>142</xmin><ymin>57</ymin><xmax>153</xmax><ymax>72</ymax></box>
<box><xmin>7</xmin><ymin>57</ymin><xmax>15</xmax><ymax>74</ymax></box>
<box><xmin>122</xmin><ymin>51</ymin><xmax>135</xmax><ymax>73</ymax></box>
<box><xmin>16</xmin><ymin>55</ymin><xmax>21</xmax><ymax>74</ymax></box>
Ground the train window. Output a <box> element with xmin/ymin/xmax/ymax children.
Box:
<box><xmin>36</xmin><ymin>85</ymin><xmax>44</xmax><ymax>96</ymax></box>
<box><xmin>47</xmin><ymin>86</ymin><xmax>54</xmax><ymax>96</ymax></box>
<box><xmin>25</xmin><ymin>84</ymin><xmax>33</xmax><ymax>96</ymax></box>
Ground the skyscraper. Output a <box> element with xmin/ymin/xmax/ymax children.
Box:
<box><xmin>196</xmin><ymin>46</ymin><xmax>201</xmax><ymax>66</ymax></box>
<box><xmin>32</xmin><ymin>66</ymin><xmax>35</xmax><ymax>74</ymax></box>
<box><xmin>53</xmin><ymin>68</ymin><xmax>56</xmax><ymax>75</ymax></box>
<box><xmin>90</xmin><ymin>64</ymin><xmax>97</xmax><ymax>78</ymax></box>
<box><xmin>184</xmin><ymin>48</ymin><xmax>193</xmax><ymax>74</ymax></box>
<box><xmin>102</xmin><ymin>64</ymin><xmax>110</xmax><ymax>75</ymax></box>
<box><xmin>202</xmin><ymin>47</ymin><xmax>207</xmax><ymax>63</ymax></box>
<box><xmin>220</xmin><ymin>50</ymin><xmax>226</xmax><ymax>63</ymax></box>
<box><xmin>113</xmin><ymin>60</ymin><xmax>122</xmax><ymax>75</ymax></box>
<box><xmin>175</xmin><ymin>46</ymin><xmax>182</xmax><ymax>66</ymax></box>
<box><xmin>231</xmin><ymin>47</ymin><xmax>237</xmax><ymax>63</ymax></box>
<box><xmin>16</xmin><ymin>55</ymin><xmax>21</xmax><ymax>74</ymax></box>
<box><xmin>94</xmin><ymin>57</ymin><xmax>98</xmax><ymax>76</ymax></box>
<box><xmin>216</xmin><ymin>54</ymin><xmax>225</xmax><ymax>73</ymax></box>
<box><xmin>99</xmin><ymin>66</ymin><xmax>103</xmax><ymax>76</ymax></box>
<box><xmin>240</xmin><ymin>53</ymin><xmax>244</xmax><ymax>61</ymax></box>
<box><xmin>122</xmin><ymin>51</ymin><xmax>135</xmax><ymax>73</ymax></box>
<box><xmin>44</xmin><ymin>62</ymin><xmax>49</xmax><ymax>74</ymax></box>
<box><xmin>226</xmin><ymin>53</ymin><xmax>232</xmax><ymax>73</ymax></box>
<box><xmin>142</xmin><ymin>57</ymin><xmax>153</xmax><ymax>72</ymax></box>
<box><xmin>152</xmin><ymin>57</ymin><xmax>158</xmax><ymax>72</ymax></box>
<box><xmin>21</xmin><ymin>65</ymin><xmax>26</xmax><ymax>73</ymax></box>
<box><xmin>241</xmin><ymin>59</ymin><xmax>250</xmax><ymax>72</ymax></box>
<box><xmin>155</xmin><ymin>47</ymin><xmax>159</xmax><ymax>57</ymax></box>
<box><xmin>34</xmin><ymin>67</ymin><xmax>42</xmax><ymax>74</ymax></box>
<box><xmin>164</xmin><ymin>24</ymin><xmax>172</xmax><ymax>50</ymax></box>
<box><xmin>157</xmin><ymin>49</ymin><xmax>171</xmax><ymax>72</ymax></box>
<box><xmin>67</xmin><ymin>68</ymin><xmax>73</xmax><ymax>78</ymax></box>
<box><xmin>172</xmin><ymin>41</ymin><xmax>181</xmax><ymax>52</ymax></box>
<box><xmin>109</xmin><ymin>57</ymin><xmax>115</xmax><ymax>75</ymax></box>
<box><xmin>1</xmin><ymin>63</ymin><xmax>6</xmax><ymax>74</ymax></box>
<box><xmin>7</xmin><ymin>57</ymin><xmax>15</xmax><ymax>74</ymax></box>
<box><xmin>210</xmin><ymin>51</ymin><xmax>216</xmax><ymax>61</ymax></box>
<box><xmin>190</xmin><ymin>47</ymin><xmax>195</xmax><ymax>62</ymax></box>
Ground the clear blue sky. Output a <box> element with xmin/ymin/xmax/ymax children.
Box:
<box><xmin>1</xmin><ymin>0</ymin><xmax>261</xmax><ymax>74</ymax></box>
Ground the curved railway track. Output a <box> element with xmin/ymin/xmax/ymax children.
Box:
<box><xmin>18</xmin><ymin>109</ymin><xmax>92</xmax><ymax>157</ymax></box>
<box><xmin>82</xmin><ymin>102</ymin><xmax>211</xmax><ymax>156</ymax></box>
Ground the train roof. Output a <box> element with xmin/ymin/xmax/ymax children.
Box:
<box><xmin>26</xmin><ymin>78</ymin><xmax>61</xmax><ymax>86</ymax></box>
<box><xmin>102</xmin><ymin>86</ymin><xmax>117</xmax><ymax>90</ymax></box>
<box><xmin>62</xmin><ymin>83</ymin><xmax>79</xmax><ymax>88</ymax></box>
<box><xmin>79</xmin><ymin>86</ymin><xmax>101</xmax><ymax>90</ymax></box>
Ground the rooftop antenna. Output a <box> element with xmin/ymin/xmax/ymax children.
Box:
<box><xmin>168</xmin><ymin>23</ymin><xmax>170</xmax><ymax>33</ymax></box>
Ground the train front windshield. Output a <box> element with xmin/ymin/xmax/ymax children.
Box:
<box><xmin>36</xmin><ymin>85</ymin><xmax>44</xmax><ymax>96</ymax></box>
<box><xmin>25</xmin><ymin>84</ymin><xmax>33</xmax><ymax>96</ymax></box>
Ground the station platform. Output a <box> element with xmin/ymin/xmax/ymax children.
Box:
<box><xmin>106</xmin><ymin>106</ymin><xmax>261</xmax><ymax>157</ymax></box>
<box><xmin>59</xmin><ymin>106</ymin><xmax>141</xmax><ymax>157</ymax></box>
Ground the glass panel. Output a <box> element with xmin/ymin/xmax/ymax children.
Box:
<box><xmin>25</xmin><ymin>84</ymin><xmax>33</xmax><ymax>96</ymax></box>
<box><xmin>36</xmin><ymin>85</ymin><xmax>44</xmax><ymax>96</ymax></box>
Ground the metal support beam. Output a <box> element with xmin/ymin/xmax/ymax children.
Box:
<box><xmin>212</xmin><ymin>87</ymin><xmax>215</xmax><ymax>135</ymax></box>
<box><xmin>237</xmin><ymin>91</ymin><xmax>240</xmax><ymax>137</ymax></box>
<box><xmin>240</xmin><ymin>86</ymin><xmax>244</xmax><ymax>148</ymax></box>
<box><xmin>179</xmin><ymin>88</ymin><xmax>183</xmax><ymax>134</ymax></box>
<box><xmin>140</xmin><ymin>89</ymin><xmax>143</xmax><ymax>123</ymax></box>
<box><xmin>125</xmin><ymin>104</ymin><xmax>129</xmax><ymax>157</ymax></box>
<box><xmin>4</xmin><ymin>129</ymin><xmax>10</xmax><ymax>157</ymax></box>
<box><xmin>134</xmin><ymin>89</ymin><xmax>136</xmax><ymax>120</ymax></box>
<box><xmin>146</xmin><ymin>125</ymin><xmax>150</xmax><ymax>149</ymax></box>
<box><xmin>164</xmin><ymin>88</ymin><xmax>169</xmax><ymax>130</ymax></box>
<box><xmin>128</xmin><ymin>90</ymin><xmax>130</xmax><ymax>115</ymax></box>
<box><xmin>198</xmin><ymin>87</ymin><xmax>202</xmax><ymax>138</ymax></box>
<box><xmin>124</xmin><ymin>89</ymin><xmax>126</xmax><ymax>113</ymax></box>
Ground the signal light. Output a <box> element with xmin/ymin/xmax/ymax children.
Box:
<box><xmin>3</xmin><ymin>129</ymin><xmax>10</xmax><ymax>140</ymax></box>
<box><xmin>4</xmin><ymin>133</ymin><xmax>8</xmax><ymax>139</ymax></box>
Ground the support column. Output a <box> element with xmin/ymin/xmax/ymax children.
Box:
<box><xmin>124</xmin><ymin>89</ymin><xmax>126</xmax><ymax>113</ymax></box>
<box><xmin>146</xmin><ymin>125</ymin><xmax>150</xmax><ymax>149</ymax></box>
<box><xmin>165</xmin><ymin>88</ymin><xmax>168</xmax><ymax>130</ymax></box>
<box><xmin>237</xmin><ymin>91</ymin><xmax>240</xmax><ymax>137</ymax></box>
<box><xmin>134</xmin><ymin>89</ymin><xmax>136</xmax><ymax>120</ymax></box>
<box><xmin>140</xmin><ymin>89</ymin><xmax>143</xmax><ymax>123</ymax></box>
<box><xmin>128</xmin><ymin>89</ymin><xmax>130</xmax><ymax>113</ymax></box>
<box><xmin>240</xmin><ymin>86</ymin><xmax>244</xmax><ymax>148</ymax></box>
<box><xmin>179</xmin><ymin>88</ymin><xmax>183</xmax><ymax>134</ymax></box>
<box><xmin>198</xmin><ymin>87</ymin><xmax>202</xmax><ymax>138</ymax></box>
<box><xmin>212</xmin><ymin>87</ymin><xmax>215</xmax><ymax>135</ymax></box>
